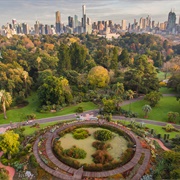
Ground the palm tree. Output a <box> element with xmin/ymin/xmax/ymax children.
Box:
<box><xmin>0</xmin><ymin>90</ymin><xmax>12</xmax><ymax>119</ymax></box>
<box><xmin>142</xmin><ymin>104</ymin><xmax>152</xmax><ymax>118</ymax></box>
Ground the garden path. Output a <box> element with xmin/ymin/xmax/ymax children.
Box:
<box><xmin>0</xmin><ymin>151</ymin><xmax>15</xmax><ymax>180</ymax></box>
<box><xmin>150</xmin><ymin>138</ymin><xmax>170</xmax><ymax>151</ymax></box>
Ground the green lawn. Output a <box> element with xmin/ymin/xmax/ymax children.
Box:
<box><xmin>122</xmin><ymin>96</ymin><xmax>180</xmax><ymax>123</ymax></box>
<box><xmin>23</xmin><ymin>121</ymin><xmax>61</xmax><ymax>135</ymax></box>
<box><xmin>0</xmin><ymin>93</ymin><xmax>98</xmax><ymax>125</ymax></box>
<box><xmin>157</xmin><ymin>71</ymin><xmax>171</xmax><ymax>81</ymax></box>
<box><xmin>159</xmin><ymin>87</ymin><xmax>177</xmax><ymax>94</ymax></box>
<box><xmin>145</xmin><ymin>124</ymin><xmax>179</xmax><ymax>139</ymax></box>
<box><xmin>116</xmin><ymin>120</ymin><xmax>180</xmax><ymax>139</ymax></box>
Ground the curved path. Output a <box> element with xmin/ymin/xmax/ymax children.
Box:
<box><xmin>0</xmin><ymin>152</ymin><xmax>15</xmax><ymax>180</ymax></box>
<box><xmin>150</xmin><ymin>138</ymin><xmax>170</xmax><ymax>151</ymax></box>
<box><xmin>1</xmin><ymin>94</ymin><xmax>180</xmax><ymax>130</ymax></box>
<box><xmin>33</xmin><ymin>120</ymin><xmax>151</xmax><ymax>179</ymax></box>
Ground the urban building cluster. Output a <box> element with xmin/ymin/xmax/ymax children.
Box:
<box><xmin>0</xmin><ymin>5</ymin><xmax>180</xmax><ymax>38</ymax></box>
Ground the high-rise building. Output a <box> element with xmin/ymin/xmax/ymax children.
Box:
<box><xmin>68</xmin><ymin>16</ymin><xmax>74</xmax><ymax>28</ymax></box>
<box><xmin>167</xmin><ymin>10</ymin><xmax>176</xmax><ymax>33</ymax></box>
<box><xmin>55</xmin><ymin>11</ymin><xmax>61</xmax><ymax>34</ymax></box>
<box><xmin>74</xmin><ymin>15</ymin><xmax>78</xmax><ymax>28</ymax></box>
<box><xmin>22</xmin><ymin>23</ymin><xmax>29</xmax><ymax>34</ymax></box>
<box><xmin>122</xmin><ymin>20</ymin><xmax>126</xmax><ymax>30</ymax></box>
<box><xmin>82</xmin><ymin>5</ymin><xmax>86</xmax><ymax>33</ymax></box>
<box><xmin>82</xmin><ymin>5</ymin><xmax>86</xmax><ymax>16</ymax></box>
<box><xmin>34</xmin><ymin>21</ymin><xmax>39</xmax><ymax>34</ymax></box>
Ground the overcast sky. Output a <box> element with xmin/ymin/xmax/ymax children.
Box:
<box><xmin>0</xmin><ymin>0</ymin><xmax>179</xmax><ymax>27</ymax></box>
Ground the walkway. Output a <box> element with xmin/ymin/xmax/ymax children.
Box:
<box><xmin>33</xmin><ymin>121</ymin><xmax>151</xmax><ymax>179</ymax></box>
<box><xmin>150</xmin><ymin>138</ymin><xmax>170</xmax><ymax>151</ymax></box>
<box><xmin>0</xmin><ymin>152</ymin><xmax>15</xmax><ymax>180</ymax></box>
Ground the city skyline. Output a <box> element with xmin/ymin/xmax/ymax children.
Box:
<box><xmin>0</xmin><ymin>0</ymin><xmax>180</xmax><ymax>27</ymax></box>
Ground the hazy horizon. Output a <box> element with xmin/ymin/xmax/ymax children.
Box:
<box><xmin>0</xmin><ymin>0</ymin><xmax>180</xmax><ymax>27</ymax></box>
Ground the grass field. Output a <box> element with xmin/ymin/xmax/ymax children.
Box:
<box><xmin>122</xmin><ymin>96</ymin><xmax>180</xmax><ymax>123</ymax></box>
<box><xmin>0</xmin><ymin>93</ymin><xmax>98</xmax><ymax>125</ymax></box>
<box><xmin>159</xmin><ymin>87</ymin><xmax>177</xmax><ymax>94</ymax></box>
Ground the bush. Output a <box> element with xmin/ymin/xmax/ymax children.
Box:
<box><xmin>162</xmin><ymin>124</ymin><xmax>179</xmax><ymax>132</ymax></box>
<box><xmin>73</xmin><ymin>129</ymin><xmax>89</xmax><ymax>139</ymax></box>
<box><xmin>63</xmin><ymin>146</ymin><xmax>87</xmax><ymax>159</ymax></box>
<box><xmin>92</xmin><ymin>150</ymin><xmax>113</xmax><ymax>164</ymax></box>
<box><xmin>29</xmin><ymin>154</ymin><xmax>38</xmax><ymax>168</ymax></box>
<box><xmin>120</xmin><ymin>148</ymin><xmax>134</xmax><ymax>165</ymax></box>
<box><xmin>94</xmin><ymin>129</ymin><xmax>113</xmax><ymax>141</ymax></box>
<box><xmin>0</xmin><ymin>168</ymin><xmax>9</xmax><ymax>180</ymax></box>
<box><xmin>26</xmin><ymin>113</ymin><xmax>36</xmax><ymax>120</ymax></box>
<box><xmin>92</xmin><ymin>141</ymin><xmax>111</xmax><ymax>150</ymax></box>
<box><xmin>76</xmin><ymin>106</ymin><xmax>84</xmax><ymax>113</ymax></box>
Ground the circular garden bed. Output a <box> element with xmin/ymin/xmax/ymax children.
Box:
<box><xmin>53</xmin><ymin>123</ymin><xmax>135</xmax><ymax>171</ymax></box>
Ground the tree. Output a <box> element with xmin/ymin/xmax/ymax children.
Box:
<box><xmin>0</xmin><ymin>90</ymin><xmax>12</xmax><ymax>119</ymax></box>
<box><xmin>88</xmin><ymin>66</ymin><xmax>110</xmax><ymax>88</ymax></box>
<box><xmin>70</xmin><ymin>42</ymin><xmax>87</xmax><ymax>72</ymax></box>
<box><xmin>38</xmin><ymin>76</ymin><xmax>72</xmax><ymax>106</ymax></box>
<box><xmin>118</xmin><ymin>49</ymin><xmax>131</xmax><ymax>67</ymax></box>
<box><xmin>110</xmin><ymin>47</ymin><xmax>118</xmax><ymax>69</ymax></box>
<box><xmin>57</xmin><ymin>43</ymin><xmax>71</xmax><ymax>73</ymax></box>
<box><xmin>142</xmin><ymin>105</ymin><xmax>152</xmax><ymax>118</ymax></box>
<box><xmin>112</xmin><ymin>82</ymin><xmax>124</xmax><ymax>96</ymax></box>
<box><xmin>124</xmin><ymin>55</ymin><xmax>159</xmax><ymax>94</ymax></box>
<box><xmin>144</xmin><ymin>91</ymin><xmax>162</xmax><ymax>107</ymax></box>
<box><xmin>0</xmin><ymin>131</ymin><xmax>20</xmax><ymax>159</ymax></box>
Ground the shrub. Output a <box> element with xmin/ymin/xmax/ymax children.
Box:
<box><xmin>26</xmin><ymin>113</ymin><xmax>36</xmax><ymax>120</ymax></box>
<box><xmin>94</xmin><ymin>129</ymin><xmax>113</xmax><ymax>141</ymax></box>
<box><xmin>76</xmin><ymin>106</ymin><xmax>84</xmax><ymax>113</ymax></box>
<box><xmin>73</xmin><ymin>129</ymin><xmax>89</xmax><ymax>139</ymax></box>
<box><xmin>162</xmin><ymin>124</ymin><xmax>179</xmax><ymax>132</ymax></box>
<box><xmin>167</xmin><ymin>112</ymin><xmax>179</xmax><ymax>123</ymax></box>
<box><xmin>92</xmin><ymin>150</ymin><xmax>113</xmax><ymax>164</ymax></box>
<box><xmin>63</xmin><ymin>146</ymin><xmax>87</xmax><ymax>159</ymax></box>
<box><xmin>92</xmin><ymin>141</ymin><xmax>111</xmax><ymax>150</ymax></box>
<box><xmin>120</xmin><ymin>148</ymin><xmax>134</xmax><ymax>165</ymax></box>
<box><xmin>159</xmin><ymin>81</ymin><xmax>167</xmax><ymax>87</ymax></box>
<box><xmin>0</xmin><ymin>168</ymin><xmax>9</xmax><ymax>180</ymax></box>
<box><xmin>29</xmin><ymin>154</ymin><xmax>38</xmax><ymax>168</ymax></box>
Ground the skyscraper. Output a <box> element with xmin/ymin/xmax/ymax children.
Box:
<box><xmin>122</xmin><ymin>20</ymin><xmax>126</xmax><ymax>31</ymax></box>
<box><xmin>167</xmin><ymin>10</ymin><xmax>176</xmax><ymax>33</ymax></box>
<box><xmin>82</xmin><ymin>5</ymin><xmax>86</xmax><ymax>33</ymax></box>
<box><xmin>68</xmin><ymin>16</ymin><xmax>74</xmax><ymax>28</ymax></box>
<box><xmin>56</xmin><ymin>11</ymin><xmax>61</xmax><ymax>34</ymax></box>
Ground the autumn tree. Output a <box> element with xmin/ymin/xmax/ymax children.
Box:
<box><xmin>88</xmin><ymin>66</ymin><xmax>110</xmax><ymax>88</ymax></box>
<box><xmin>0</xmin><ymin>131</ymin><xmax>20</xmax><ymax>159</ymax></box>
<box><xmin>0</xmin><ymin>90</ymin><xmax>12</xmax><ymax>119</ymax></box>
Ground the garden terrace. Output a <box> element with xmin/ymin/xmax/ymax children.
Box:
<box><xmin>33</xmin><ymin>120</ymin><xmax>151</xmax><ymax>179</ymax></box>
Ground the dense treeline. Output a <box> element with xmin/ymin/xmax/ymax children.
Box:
<box><xmin>0</xmin><ymin>33</ymin><xmax>179</xmax><ymax>113</ymax></box>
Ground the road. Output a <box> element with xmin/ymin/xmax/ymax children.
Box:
<box><xmin>0</xmin><ymin>94</ymin><xmax>179</xmax><ymax>130</ymax></box>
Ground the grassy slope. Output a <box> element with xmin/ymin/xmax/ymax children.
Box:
<box><xmin>122</xmin><ymin>96</ymin><xmax>180</xmax><ymax>123</ymax></box>
<box><xmin>0</xmin><ymin>93</ymin><xmax>98</xmax><ymax>125</ymax></box>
